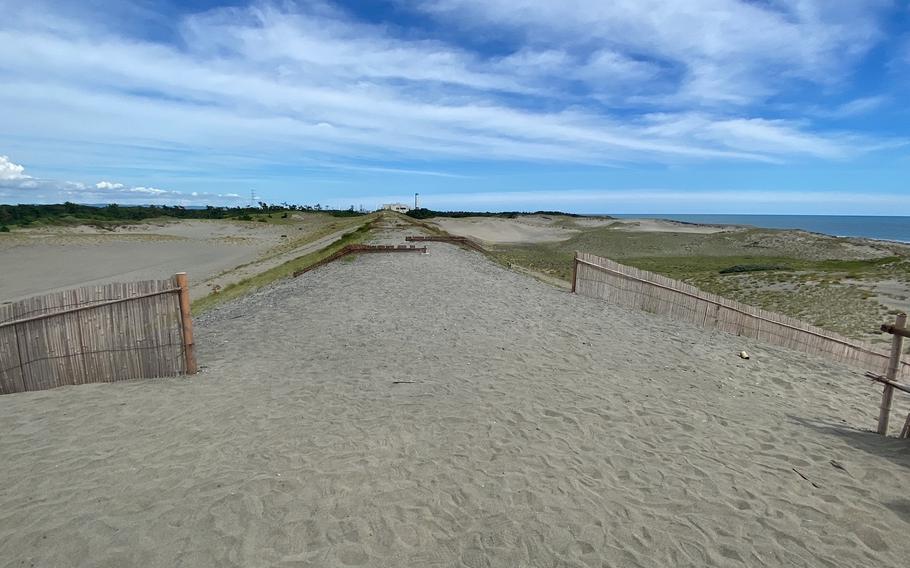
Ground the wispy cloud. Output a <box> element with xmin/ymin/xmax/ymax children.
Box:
<box><xmin>413</xmin><ymin>0</ymin><xmax>889</xmax><ymax>106</ymax></box>
<box><xmin>0</xmin><ymin>1</ymin><xmax>903</xmax><ymax>206</ymax></box>
<box><xmin>821</xmin><ymin>96</ymin><xmax>890</xmax><ymax>119</ymax></box>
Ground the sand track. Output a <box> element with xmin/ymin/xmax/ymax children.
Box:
<box><xmin>1</xmin><ymin>229</ymin><xmax>909</xmax><ymax>567</ymax></box>
<box><xmin>0</xmin><ymin>216</ymin><xmax>366</xmax><ymax>303</ymax></box>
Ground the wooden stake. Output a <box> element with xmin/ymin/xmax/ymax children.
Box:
<box><xmin>877</xmin><ymin>313</ymin><xmax>906</xmax><ymax>435</ymax></box>
<box><xmin>900</xmin><ymin>413</ymin><xmax>910</xmax><ymax>440</ymax></box>
<box><xmin>175</xmin><ymin>272</ymin><xmax>197</xmax><ymax>375</ymax></box>
<box><xmin>571</xmin><ymin>252</ymin><xmax>578</xmax><ymax>293</ymax></box>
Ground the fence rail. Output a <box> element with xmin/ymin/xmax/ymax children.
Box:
<box><xmin>573</xmin><ymin>251</ymin><xmax>910</xmax><ymax>380</ymax></box>
<box><xmin>0</xmin><ymin>273</ymin><xmax>196</xmax><ymax>394</ymax></box>
<box><xmin>292</xmin><ymin>243</ymin><xmax>426</xmax><ymax>278</ymax></box>
<box><xmin>405</xmin><ymin>235</ymin><xmax>486</xmax><ymax>252</ymax></box>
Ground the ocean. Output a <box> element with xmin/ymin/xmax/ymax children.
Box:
<box><xmin>611</xmin><ymin>214</ymin><xmax>910</xmax><ymax>243</ymax></box>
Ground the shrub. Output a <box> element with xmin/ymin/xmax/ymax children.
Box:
<box><xmin>0</xmin><ymin>225</ymin><xmax>9</xmax><ymax>232</ymax></box>
<box><xmin>719</xmin><ymin>264</ymin><xmax>786</xmax><ymax>274</ymax></box>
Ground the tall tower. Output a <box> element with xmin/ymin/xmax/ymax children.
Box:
<box><xmin>415</xmin><ymin>192</ymin><xmax>419</xmax><ymax>209</ymax></box>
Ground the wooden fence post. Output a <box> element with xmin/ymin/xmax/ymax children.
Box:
<box><xmin>175</xmin><ymin>272</ymin><xmax>197</xmax><ymax>375</ymax></box>
<box><xmin>877</xmin><ymin>312</ymin><xmax>907</xmax><ymax>435</ymax></box>
<box><xmin>571</xmin><ymin>252</ymin><xmax>578</xmax><ymax>293</ymax></box>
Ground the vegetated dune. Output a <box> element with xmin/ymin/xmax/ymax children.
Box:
<box><xmin>1</xmin><ymin>223</ymin><xmax>907</xmax><ymax>567</ymax></box>
<box><xmin>606</xmin><ymin>218</ymin><xmax>734</xmax><ymax>234</ymax></box>
<box><xmin>428</xmin><ymin>215</ymin><xmax>731</xmax><ymax>245</ymax></box>
<box><xmin>477</xmin><ymin>215</ymin><xmax>910</xmax><ymax>345</ymax></box>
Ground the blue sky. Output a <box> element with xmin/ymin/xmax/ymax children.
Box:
<box><xmin>1</xmin><ymin>0</ymin><xmax>909</xmax><ymax>214</ymax></box>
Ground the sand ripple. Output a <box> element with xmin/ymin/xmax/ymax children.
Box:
<box><xmin>1</xmin><ymin>229</ymin><xmax>909</xmax><ymax>567</ymax></box>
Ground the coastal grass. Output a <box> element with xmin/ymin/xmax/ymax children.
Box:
<box><xmin>369</xmin><ymin>213</ymin><xmax>909</xmax><ymax>343</ymax></box>
<box><xmin>490</xmin><ymin>225</ymin><xmax>910</xmax><ymax>343</ymax></box>
<box><xmin>191</xmin><ymin>218</ymin><xmax>376</xmax><ymax>314</ymax></box>
<box><xmin>240</xmin><ymin>214</ymin><xmax>371</xmax><ymax>264</ymax></box>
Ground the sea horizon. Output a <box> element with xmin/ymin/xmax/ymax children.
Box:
<box><xmin>609</xmin><ymin>213</ymin><xmax>910</xmax><ymax>243</ymax></box>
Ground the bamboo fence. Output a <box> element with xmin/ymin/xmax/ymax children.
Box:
<box><xmin>0</xmin><ymin>273</ymin><xmax>195</xmax><ymax>394</ymax></box>
<box><xmin>573</xmin><ymin>251</ymin><xmax>910</xmax><ymax>380</ymax></box>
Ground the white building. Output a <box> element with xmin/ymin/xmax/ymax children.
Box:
<box><xmin>381</xmin><ymin>203</ymin><xmax>411</xmax><ymax>213</ymax></box>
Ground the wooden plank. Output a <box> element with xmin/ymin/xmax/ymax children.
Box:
<box><xmin>175</xmin><ymin>273</ymin><xmax>197</xmax><ymax>375</ymax></box>
<box><xmin>881</xmin><ymin>323</ymin><xmax>910</xmax><ymax>338</ymax></box>
<box><xmin>571</xmin><ymin>252</ymin><xmax>578</xmax><ymax>294</ymax></box>
<box><xmin>878</xmin><ymin>313</ymin><xmax>907</xmax><ymax>435</ymax></box>
<box><xmin>0</xmin><ymin>324</ymin><xmax>25</xmax><ymax>394</ymax></box>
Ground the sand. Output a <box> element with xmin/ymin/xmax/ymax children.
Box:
<box><xmin>429</xmin><ymin>217</ymin><xmax>578</xmax><ymax>244</ymax></box>
<box><xmin>1</xmin><ymin>223</ymin><xmax>909</xmax><ymax>567</ymax></box>
<box><xmin>0</xmin><ymin>216</ymin><xmax>355</xmax><ymax>302</ymax></box>
<box><xmin>428</xmin><ymin>216</ymin><xmax>731</xmax><ymax>245</ymax></box>
<box><xmin>436</xmin><ymin>214</ymin><xmax>721</xmax><ymax>235</ymax></box>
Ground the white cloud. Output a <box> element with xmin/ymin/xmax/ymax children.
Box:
<box><xmin>0</xmin><ymin>1</ymin><xmax>901</xmax><ymax>206</ymax></box>
<box><xmin>413</xmin><ymin>0</ymin><xmax>889</xmax><ymax>105</ymax></box>
<box><xmin>0</xmin><ymin>156</ymin><xmax>245</xmax><ymax>205</ymax></box>
<box><xmin>0</xmin><ymin>156</ymin><xmax>29</xmax><ymax>180</ymax></box>
<box><xmin>95</xmin><ymin>180</ymin><xmax>125</xmax><ymax>189</ymax></box>
<box><xmin>0</xmin><ymin>1</ymin><xmax>894</xmax><ymax>172</ymax></box>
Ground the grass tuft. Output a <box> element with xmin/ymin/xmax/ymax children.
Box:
<box><xmin>191</xmin><ymin>218</ymin><xmax>376</xmax><ymax>314</ymax></box>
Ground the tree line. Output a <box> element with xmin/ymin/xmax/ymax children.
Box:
<box><xmin>0</xmin><ymin>202</ymin><xmax>366</xmax><ymax>230</ymax></box>
<box><xmin>405</xmin><ymin>208</ymin><xmax>584</xmax><ymax>220</ymax></box>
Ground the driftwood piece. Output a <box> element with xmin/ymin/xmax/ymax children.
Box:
<box><xmin>792</xmin><ymin>468</ymin><xmax>820</xmax><ymax>488</ymax></box>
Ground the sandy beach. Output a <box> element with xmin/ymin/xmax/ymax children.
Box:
<box><xmin>1</xmin><ymin>222</ymin><xmax>908</xmax><ymax>567</ymax></box>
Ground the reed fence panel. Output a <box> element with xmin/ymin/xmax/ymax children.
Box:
<box><xmin>0</xmin><ymin>276</ymin><xmax>188</xmax><ymax>394</ymax></box>
<box><xmin>574</xmin><ymin>251</ymin><xmax>910</xmax><ymax>380</ymax></box>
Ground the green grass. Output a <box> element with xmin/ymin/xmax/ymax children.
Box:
<box><xmin>191</xmin><ymin>218</ymin><xmax>376</xmax><ymax>314</ymax></box>
<box><xmin>718</xmin><ymin>264</ymin><xmax>787</xmax><ymax>274</ymax></box>
<box><xmin>488</xmin><ymin>225</ymin><xmax>910</xmax><ymax>342</ymax></box>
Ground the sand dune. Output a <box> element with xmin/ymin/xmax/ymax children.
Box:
<box><xmin>0</xmin><ymin>216</ymin><xmax>354</xmax><ymax>302</ymax></box>
<box><xmin>1</xmin><ymin>225</ymin><xmax>909</xmax><ymax>567</ymax></box>
<box><xmin>428</xmin><ymin>215</ymin><xmax>731</xmax><ymax>246</ymax></box>
<box><xmin>429</xmin><ymin>217</ymin><xmax>578</xmax><ymax>244</ymax></box>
